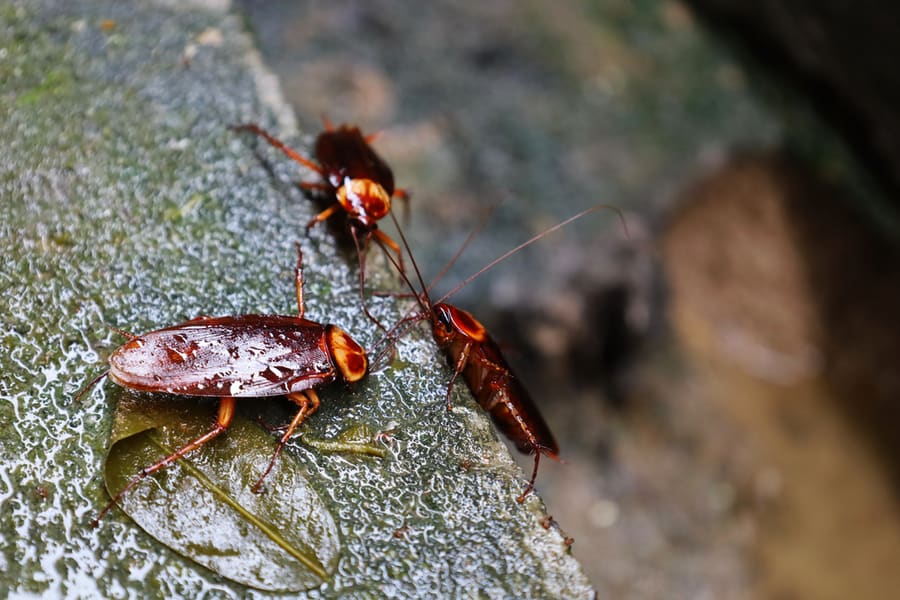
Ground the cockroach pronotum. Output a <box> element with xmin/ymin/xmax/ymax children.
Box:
<box><xmin>79</xmin><ymin>244</ymin><xmax>368</xmax><ymax>524</ymax></box>
<box><xmin>378</xmin><ymin>204</ymin><xmax>626</xmax><ymax>502</ymax></box>
<box><xmin>230</xmin><ymin>118</ymin><xmax>409</xmax><ymax>329</ymax></box>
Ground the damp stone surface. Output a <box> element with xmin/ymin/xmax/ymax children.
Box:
<box><xmin>0</xmin><ymin>0</ymin><xmax>591</xmax><ymax>597</ymax></box>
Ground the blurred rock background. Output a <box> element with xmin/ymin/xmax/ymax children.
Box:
<box><xmin>237</xmin><ymin>0</ymin><xmax>900</xmax><ymax>597</ymax></box>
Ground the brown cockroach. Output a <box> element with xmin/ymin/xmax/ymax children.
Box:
<box><xmin>79</xmin><ymin>244</ymin><xmax>368</xmax><ymax>524</ymax></box>
<box><xmin>379</xmin><ymin>204</ymin><xmax>625</xmax><ymax>502</ymax></box>
<box><xmin>230</xmin><ymin>119</ymin><xmax>409</xmax><ymax>328</ymax></box>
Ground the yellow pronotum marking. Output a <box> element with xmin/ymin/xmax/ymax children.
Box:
<box><xmin>326</xmin><ymin>326</ymin><xmax>368</xmax><ymax>383</ymax></box>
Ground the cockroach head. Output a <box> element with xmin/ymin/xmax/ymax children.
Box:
<box><xmin>431</xmin><ymin>303</ymin><xmax>487</xmax><ymax>343</ymax></box>
<box><xmin>432</xmin><ymin>303</ymin><xmax>454</xmax><ymax>333</ymax></box>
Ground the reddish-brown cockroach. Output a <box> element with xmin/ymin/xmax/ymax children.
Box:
<box><xmin>429</xmin><ymin>302</ymin><xmax>559</xmax><ymax>503</ymax></box>
<box><xmin>230</xmin><ymin>119</ymin><xmax>409</xmax><ymax>328</ymax></box>
<box><xmin>378</xmin><ymin>204</ymin><xmax>625</xmax><ymax>502</ymax></box>
<box><xmin>79</xmin><ymin>244</ymin><xmax>368</xmax><ymax>524</ymax></box>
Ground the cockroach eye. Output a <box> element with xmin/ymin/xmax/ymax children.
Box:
<box><xmin>433</xmin><ymin>305</ymin><xmax>453</xmax><ymax>333</ymax></box>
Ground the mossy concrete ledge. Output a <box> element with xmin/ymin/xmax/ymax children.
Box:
<box><xmin>0</xmin><ymin>0</ymin><xmax>593</xmax><ymax>597</ymax></box>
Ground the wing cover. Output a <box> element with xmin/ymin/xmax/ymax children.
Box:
<box><xmin>315</xmin><ymin>126</ymin><xmax>395</xmax><ymax>196</ymax></box>
<box><xmin>108</xmin><ymin>315</ymin><xmax>335</xmax><ymax>397</ymax></box>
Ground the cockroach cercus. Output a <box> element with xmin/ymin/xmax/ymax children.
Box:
<box><xmin>79</xmin><ymin>244</ymin><xmax>368</xmax><ymax>524</ymax></box>
<box><xmin>230</xmin><ymin>118</ymin><xmax>409</xmax><ymax>329</ymax></box>
<box><xmin>378</xmin><ymin>204</ymin><xmax>626</xmax><ymax>502</ymax></box>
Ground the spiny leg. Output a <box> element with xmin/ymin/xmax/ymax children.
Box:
<box><xmin>445</xmin><ymin>341</ymin><xmax>473</xmax><ymax>412</ymax></box>
<box><xmin>305</xmin><ymin>203</ymin><xmax>341</xmax><ymax>230</ymax></box>
<box><xmin>255</xmin><ymin>415</ymin><xmax>291</xmax><ymax>435</ymax></box>
<box><xmin>469</xmin><ymin>350</ymin><xmax>509</xmax><ymax>378</ymax></box>
<box><xmin>92</xmin><ymin>397</ymin><xmax>236</xmax><ymax>526</ymax></box>
<box><xmin>230</xmin><ymin>123</ymin><xmax>323</xmax><ymax>174</ymax></box>
<box><xmin>393</xmin><ymin>188</ymin><xmax>411</xmax><ymax>225</ymax></box>
<box><xmin>299</xmin><ymin>181</ymin><xmax>332</xmax><ymax>193</ymax></box>
<box><xmin>516</xmin><ymin>451</ymin><xmax>542</xmax><ymax>503</ymax></box>
<box><xmin>252</xmin><ymin>390</ymin><xmax>320</xmax><ymax>493</ymax></box>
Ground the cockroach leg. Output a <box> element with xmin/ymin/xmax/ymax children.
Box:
<box><xmin>92</xmin><ymin>396</ymin><xmax>236</xmax><ymax>526</ymax></box>
<box><xmin>298</xmin><ymin>181</ymin><xmax>332</xmax><ymax>192</ymax></box>
<box><xmin>229</xmin><ymin>123</ymin><xmax>322</xmax><ymax>174</ymax></box>
<box><xmin>255</xmin><ymin>415</ymin><xmax>291</xmax><ymax>435</ymax></box>
<box><xmin>252</xmin><ymin>390</ymin><xmax>320</xmax><ymax>494</ymax></box>
<box><xmin>444</xmin><ymin>341</ymin><xmax>474</xmax><ymax>411</ymax></box>
<box><xmin>305</xmin><ymin>203</ymin><xmax>341</xmax><ymax>230</ymax></box>
<box><xmin>393</xmin><ymin>187</ymin><xmax>411</xmax><ymax>224</ymax></box>
<box><xmin>516</xmin><ymin>451</ymin><xmax>542</xmax><ymax>503</ymax></box>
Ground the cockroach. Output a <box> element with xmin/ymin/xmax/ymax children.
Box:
<box><xmin>230</xmin><ymin>118</ymin><xmax>409</xmax><ymax>328</ymax></box>
<box><xmin>79</xmin><ymin>244</ymin><xmax>368</xmax><ymax>524</ymax></box>
<box><xmin>378</xmin><ymin>205</ymin><xmax>625</xmax><ymax>503</ymax></box>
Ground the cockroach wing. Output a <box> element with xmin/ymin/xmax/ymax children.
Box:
<box><xmin>315</xmin><ymin>126</ymin><xmax>395</xmax><ymax>196</ymax></box>
<box><xmin>463</xmin><ymin>334</ymin><xmax>560</xmax><ymax>459</ymax></box>
<box><xmin>108</xmin><ymin>315</ymin><xmax>337</xmax><ymax>397</ymax></box>
<box><xmin>486</xmin><ymin>372</ymin><xmax>560</xmax><ymax>458</ymax></box>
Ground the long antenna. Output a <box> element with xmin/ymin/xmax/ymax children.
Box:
<box><xmin>422</xmin><ymin>203</ymin><xmax>498</xmax><ymax>295</ymax></box>
<box><xmin>369</xmin><ymin>211</ymin><xmax>434</xmax><ymax>368</ymax></box>
<box><xmin>387</xmin><ymin>210</ymin><xmax>433</xmax><ymax>312</ymax></box>
<box><xmin>371</xmin><ymin>203</ymin><xmax>626</xmax><ymax>366</ymax></box>
<box><xmin>435</xmin><ymin>203</ymin><xmax>628</xmax><ymax>305</ymax></box>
